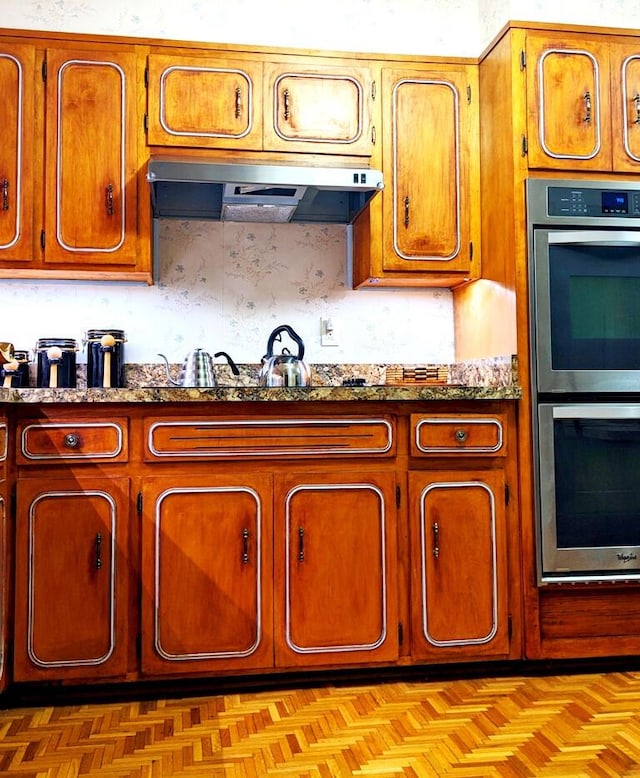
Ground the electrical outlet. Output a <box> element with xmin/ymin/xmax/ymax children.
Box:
<box><xmin>320</xmin><ymin>317</ymin><xmax>339</xmax><ymax>347</ymax></box>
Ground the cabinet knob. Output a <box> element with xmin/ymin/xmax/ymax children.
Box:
<box><xmin>63</xmin><ymin>432</ymin><xmax>80</xmax><ymax>448</ymax></box>
<box><xmin>454</xmin><ymin>428</ymin><xmax>468</xmax><ymax>443</ymax></box>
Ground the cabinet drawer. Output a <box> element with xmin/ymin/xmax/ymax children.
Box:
<box><xmin>411</xmin><ymin>414</ymin><xmax>505</xmax><ymax>456</ymax></box>
<box><xmin>146</xmin><ymin>417</ymin><xmax>394</xmax><ymax>460</ymax></box>
<box><xmin>18</xmin><ymin>420</ymin><xmax>128</xmax><ymax>463</ymax></box>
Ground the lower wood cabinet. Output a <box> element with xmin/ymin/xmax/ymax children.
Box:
<box><xmin>140</xmin><ymin>474</ymin><xmax>274</xmax><ymax>676</ymax></box>
<box><xmin>8</xmin><ymin>402</ymin><xmax>520</xmax><ymax>687</ymax></box>
<box><xmin>408</xmin><ymin>469</ymin><xmax>511</xmax><ymax>661</ymax></box>
<box><xmin>13</xmin><ymin>476</ymin><xmax>131</xmax><ymax>682</ymax></box>
<box><xmin>0</xmin><ymin>478</ymin><xmax>8</xmax><ymax>693</ymax></box>
<box><xmin>274</xmin><ymin>471</ymin><xmax>399</xmax><ymax>668</ymax></box>
<box><xmin>140</xmin><ymin>469</ymin><xmax>399</xmax><ymax>676</ymax></box>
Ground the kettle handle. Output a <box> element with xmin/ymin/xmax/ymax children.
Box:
<box><xmin>265</xmin><ymin>325</ymin><xmax>305</xmax><ymax>360</ymax></box>
<box><xmin>214</xmin><ymin>351</ymin><xmax>240</xmax><ymax>376</ymax></box>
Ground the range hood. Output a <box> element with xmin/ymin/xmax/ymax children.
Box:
<box><xmin>147</xmin><ymin>157</ymin><xmax>384</xmax><ymax>224</ymax></box>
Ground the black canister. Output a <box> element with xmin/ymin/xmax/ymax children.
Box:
<box><xmin>86</xmin><ymin>329</ymin><xmax>126</xmax><ymax>388</ymax></box>
<box><xmin>36</xmin><ymin>338</ymin><xmax>78</xmax><ymax>388</ymax></box>
<box><xmin>13</xmin><ymin>350</ymin><xmax>31</xmax><ymax>387</ymax></box>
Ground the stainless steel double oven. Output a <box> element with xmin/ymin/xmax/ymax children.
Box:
<box><xmin>528</xmin><ymin>178</ymin><xmax>640</xmax><ymax>583</ymax></box>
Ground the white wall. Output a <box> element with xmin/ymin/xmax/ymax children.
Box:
<box><xmin>1</xmin><ymin>0</ymin><xmax>637</xmax><ymax>364</ymax></box>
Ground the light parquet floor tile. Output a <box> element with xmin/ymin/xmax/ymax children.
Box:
<box><xmin>1</xmin><ymin>671</ymin><xmax>640</xmax><ymax>776</ymax></box>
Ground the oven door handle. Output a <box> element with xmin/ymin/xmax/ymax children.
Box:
<box><xmin>548</xmin><ymin>230</ymin><xmax>640</xmax><ymax>247</ymax></box>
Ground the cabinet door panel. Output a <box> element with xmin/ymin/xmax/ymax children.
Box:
<box><xmin>409</xmin><ymin>470</ymin><xmax>510</xmax><ymax>660</ymax></box>
<box><xmin>0</xmin><ymin>42</ymin><xmax>35</xmax><ymax>261</ymax></box>
<box><xmin>141</xmin><ymin>475</ymin><xmax>273</xmax><ymax>675</ymax></box>
<box><xmin>0</xmin><ymin>488</ymin><xmax>7</xmax><ymax>693</ymax></box>
<box><xmin>147</xmin><ymin>54</ymin><xmax>263</xmax><ymax>149</ymax></box>
<box><xmin>264</xmin><ymin>63</ymin><xmax>374</xmax><ymax>155</ymax></box>
<box><xmin>14</xmin><ymin>477</ymin><xmax>129</xmax><ymax>681</ymax></box>
<box><xmin>376</xmin><ymin>66</ymin><xmax>478</xmax><ymax>281</ymax></box>
<box><xmin>612</xmin><ymin>46</ymin><xmax>640</xmax><ymax>170</ymax></box>
<box><xmin>526</xmin><ymin>35</ymin><xmax>611</xmax><ymax>170</ymax></box>
<box><xmin>44</xmin><ymin>48</ymin><xmax>140</xmax><ymax>265</ymax></box>
<box><xmin>275</xmin><ymin>471</ymin><xmax>398</xmax><ymax>667</ymax></box>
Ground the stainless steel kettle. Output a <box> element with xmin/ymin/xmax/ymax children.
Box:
<box><xmin>259</xmin><ymin>325</ymin><xmax>311</xmax><ymax>387</ymax></box>
<box><xmin>158</xmin><ymin>349</ymin><xmax>239</xmax><ymax>387</ymax></box>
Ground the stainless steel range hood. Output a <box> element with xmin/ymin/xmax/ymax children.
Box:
<box><xmin>147</xmin><ymin>157</ymin><xmax>384</xmax><ymax>224</ymax></box>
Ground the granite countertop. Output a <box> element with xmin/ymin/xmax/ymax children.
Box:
<box><xmin>0</xmin><ymin>383</ymin><xmax>521</xmax><ymax>404</ymax></box>
<box><xmin>0</xmin><ymin>357</ymin><xmax>521</xmax><ymax>404</ymax></box>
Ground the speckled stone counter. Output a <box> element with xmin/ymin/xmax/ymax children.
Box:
<box><xmin>0</xmin><ymin>356</ymin><xmax>521</xmax><ymax>403</ymax></box>
<box><xmin>0</xmin><ymin>383</ymin><xmax>521</xmax><ymax>404</ymax></box>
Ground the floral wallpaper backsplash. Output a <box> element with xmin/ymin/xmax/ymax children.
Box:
<box><xmin>1</xmin><ymin>220</ymin><xmax>453</xmax><ymax>365</ymax></box>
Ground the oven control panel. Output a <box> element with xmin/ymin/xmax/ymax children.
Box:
<box><xmin>548</xmin><ymin>186</ymin><xmax>640</xmax><ymax>217</ymax></box>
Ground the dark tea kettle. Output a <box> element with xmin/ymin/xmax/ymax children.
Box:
<box><xmin>259</xmin><ymin>325</ymin><xmax>311</xmax><ymax>387</ymax></box>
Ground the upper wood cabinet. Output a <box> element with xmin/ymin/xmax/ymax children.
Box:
<box><xmin>0</xmin><ymin>43</ymin><xmax>35</xmax><ymax>262</ymax></box>
<box><xmin>0</xmin><ymin>37</ymin><xmax>151</xmax><ymax>282</ymax></box>
<box><xmin>525</xmin><ymin>32</ymin><xmax>640</xmax><ymax>172</ymax></box>
<box><xmin>43</xmin><ymin>48</ymin><xmax>146</xmax><ymax>269</ymax></box>
<box><xmin>352</xmin><ymin>63</ymin><xmax>480</xmax><ymax>288</ymax></box>
<box><xmin>146</xmin><ymin>53</ymin><xmax>263</xmax><ymax>149</ymax></box>
<box><xmin>262</xmin><ymin>61</ymin><xmax>375</xmax><ymax>155</ymax></box>
<box><xmin>146</xmin><ymin>51</ymin><xmax>375</xmax><ymax>156</ymax></box>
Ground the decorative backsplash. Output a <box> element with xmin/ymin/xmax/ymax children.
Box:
<box><xmin>2</xmin><ymin>220</ymin><xmax>454</xmax><ymax>366</ymax></box>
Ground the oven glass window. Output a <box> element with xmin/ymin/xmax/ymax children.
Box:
<box><xmin>549</xmin><ymin>245</ymin><xmax>640</xmax><ymax>370</ymax></box>
<box><xmin>554</xmin><ymin>417</ymin><xmax>640</xmax><ymax>548</ymax></box>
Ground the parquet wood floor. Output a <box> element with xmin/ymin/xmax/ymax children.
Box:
<box><xmin>1</xmin><ymin>670</ymin><xmax>640</xmax><ymax>777</ymax></box>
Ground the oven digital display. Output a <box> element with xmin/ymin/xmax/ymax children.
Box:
<box><xmin>602</xmin><ymin>191</ymin><xmax>628</xmax><ymax>213</ymax></box>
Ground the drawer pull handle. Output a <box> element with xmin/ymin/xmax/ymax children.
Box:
<box><xmin>64</xmin><ymin>433</ymin><xmax>80</xmax><ymax>448</ymax></box>
<box><xmin>1</xmin><ymin>178</ymin><xmax>8</xmax><ymax>211</ymax></box>
<box><xmin>105</xmin><ymin>183</ymin><xmax>114</xmax><ymax>216</ymax></box>
<box><xmin>242</xmin><ymin>527</ymin><xmax>249</xmax><ymax>564</ymax></box>
<box><xmin>454</xmin><ymin>428</ymin><xmax>468</xmax><ymax>443</ymax></box>
<box><xmin>95</xmin><ymin>532</ymin><xmax>102</xmax><ymax>569</ymax></box>
<box><xmin>432</xmin><ymin>522</ymin><xmax>440</xmax><ymax>559</ymax></box>
<box><xmin>583</xmin><ymin>91</ymin><xmax>592</xmax><ymax>123</ymax></box>
<box><xmin>283</xmin><ymin>88</ymin><xmax>291</xmax><ymax>121</ymax></box>
<box><xmin>403</xmin><ymin>195</ymin><xmax>410</xmax><ymax>227</ymax></box>
<box><xmin>234</xmin><ymin>86</ymin><xmax>242</xmax><ymax>119</ymax></box>
<box><xmin>634</xmin><ymin>93</ymin><xmax>640</xmax><ymax>125</ymax></box>
<box><xmin>297</xmin><ymin>526</ymin><xmax>305</xmax><ymax>562</ymax></box>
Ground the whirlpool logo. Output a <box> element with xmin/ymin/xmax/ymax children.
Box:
<box><xmin>617</xmin><ymin>552</ymin><xmax>638</xmax><ymax>563</ymax></box>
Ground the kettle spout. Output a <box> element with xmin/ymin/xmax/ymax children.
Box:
<box><xmin>157</xmin><ymin>353</ymin><xmax>181</xmax><ymax>386</ymax></box>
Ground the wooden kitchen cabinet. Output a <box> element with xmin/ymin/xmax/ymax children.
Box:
<box><xmin>0</xmin><ymin>33</ymin><xmax>151</xmax><ymax>282</ymax></box>
<box><xmin>352</xmin><ymin>63</ymin><xmax>480</xmax><ymax>288</ymax></box>
<box><xmin>146</xmin><ymin>50</ymin><xmax>375</xmax><ymax>156</ymax></box>
<box><xmin>274</xmin><ymin>471</ymin><xmax>399</xmax><ymax>668</ymax></box>
<box><xmin>13</xmin><ymin>476</ymin><xmax>130</xmax><ymax>682</ymax></box>
<box><xmin>146</xmin><ymin>53</ymin><xmax>263</xmax><ymax>149</ymax></box>
<box><xmin>524</xmin><ymin>31</ymin><xmax>640</xmax><ymax>172</ymax></box>
<box><xmin>13</xmin><ymin>415</ymin><xmax>131</xmax><ymax>682</ymax></box>
<box><xmin>0</xmin><ymin>42</ymin><xmax>36</xmax><ymax>262</ymax></box>
<box><xmin>0</xmin><ymin>415</ymin><xmax>9</xmax><ymax>694</ymax></box>
<box><xmin>262</xmin><ymin>60</ymin><xmax>375</xmax><ymax>156</ymax></box>
<box><xmin>408</xmin><ymin>413</ymin><xmax>514</xmax><ymax>662</ymax></box>
<box><xmin>140</xmin><ymin>474</ymin><xmax>273</xmax><ymax>676</ymax></box>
